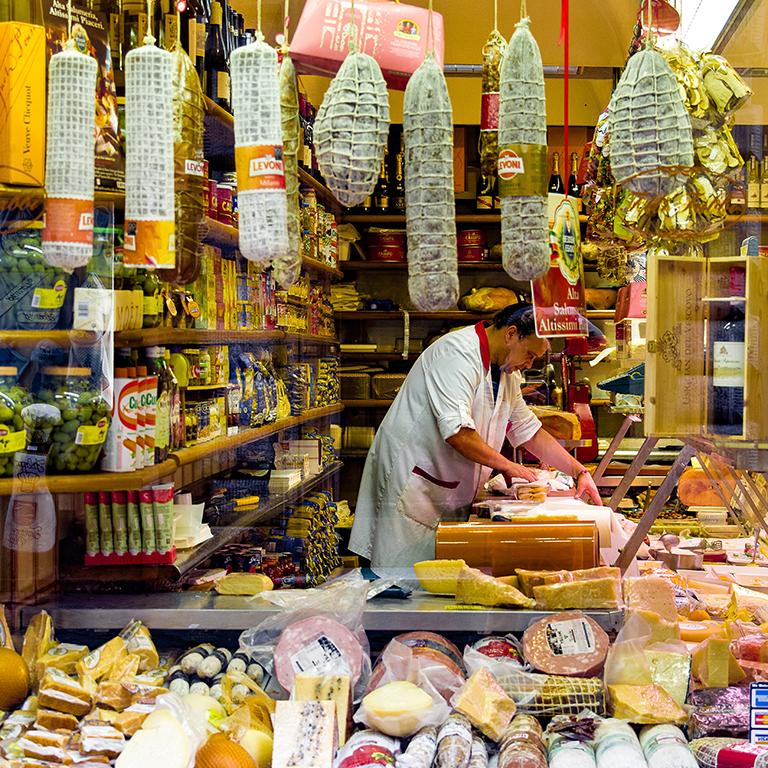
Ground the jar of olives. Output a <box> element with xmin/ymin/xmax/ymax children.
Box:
<box><xmin>36</xmin><ymin>367</ymin><xmax>111</xmax><ymax>472</ymax></box>
<box><xmin>0</xmin><ymin>367</ymin><xmax>31</xmax><ymax>477</ymax></box>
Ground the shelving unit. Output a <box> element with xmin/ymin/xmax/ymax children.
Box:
<box><xmin>339</xmin><ymin>261</ymin><xmax>507</xmax><ymax>272</ymax></box>
<box><xmin>336</xmin><ymin>311</ymin><xmax>492</xmax><ymax>321</ymax></box>
<box><xmin>342</xmin><ymin>399</ymin><xmax>394</xmax><ymax>408</ymax></box>
<box><xmin>342</xmin><ymin>213</ymin><xmax>596</xmax><ymax>225</ymax></box>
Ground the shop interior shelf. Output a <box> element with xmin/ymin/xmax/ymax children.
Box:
<box><xmin>340</xmin><ymin>352</ymin><xmax>421</xmax><ymax>361</ymax></box>
<box><xmin>336</xmin><ymin>311</ymin><xmax>492</xmax><ymax>321</ymax></box>
<box><xmin>300</xmin><ymin>256</ymin><xmax>344</xmax><ymax>280</ymax></box>
<box><xmin>0</xmin><ymin>404</ymin><xmax>344</xmax><ymax>497</ymax></box>
<box><xmin>298</xmin><ymin>168</ymin><xmax>342</xmax><ymax>214</ymax></box>
<box><xmin>342</xmin><ymin>213</ymin><xmax>592</xmax><ymax>225</ymax></box>
<box><xmin>586</xmin><ymin>310</ymin><xmax>615</xmax><ymax>319</ymax></box>
<box><xmin>203</xmin><ymin>95</ymin><xmax>234</xmax><ymax>129</ymax></box>
<box><xmin>339</xmin><ymin>261</ymin><xmax>511</xmax><ymax>271</ymax></box>
<box><xmin>0</xmin><ymin>187</ymin><xmax>125</xmax><ymax>207</ymax></box>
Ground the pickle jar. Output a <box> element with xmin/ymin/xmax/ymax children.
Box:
<box><xmin>183</xmin><ymin>348</ymin><xmax>200</xmax><ymax>385</ymax></box>
<box><xmin>36</xmin><ymin>367</ymin><xmax>111</xmax><ymax>472</ymax></box>
<box><xmin>0</xmin><ymin>367</ymin><xmax>31</xmax><ymax>476</ymax></box>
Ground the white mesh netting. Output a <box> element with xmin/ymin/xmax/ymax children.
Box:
<box><xmin>276</xmin><ymin>53</ymin><xmax>301</xmax><ymax>289</ymax></box>
<box><xmin>231</xmin><ymin>40</ymin><xmax>289</xmax><ymax>267</ymax></box>
<box><xmin>125</xmin><ymin>44</ymin><xmax>175</xmax><ymax>224</ymax></box>
<box><xmin>498</xmin><ymin>18</ymin><xmax>550</xmax><ymax>282</ymax></box>
<box><xmin>403</xmin><ymin>51</ymin><xmax>458</xmax><ymax>312</ymax></box>
<box><xmin>43</xmin><ymin>47</ymin><xmax>97</xmax><ymax>271</ymax></box>
<box><xmin>608</xmin><ymin>48</ymin><xmax>694</xmax><ymax>197</ymax></box>
<box><xmin>314</xmin><ymin>52</ymin><xmax>390</xmax><ymax>207</ymax></box>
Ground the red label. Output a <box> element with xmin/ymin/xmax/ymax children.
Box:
<box><xmin>498</xmin><ymin>149</ymin><xmax>524</xmax><ymax>180</ymax></box>
<box><xmin>481</xmin><ymin>92</ymin><xmax>499</xmax><ymax>131</ymax></box>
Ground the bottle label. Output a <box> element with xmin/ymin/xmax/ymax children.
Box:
<box><xmin>481</xmin><ymin>92</ymin><xmax>499</xmax><ymax>131</ymax></box>
<box><xmin>761</xmin><ymin>181</ymin><xmax>768</xmax><ymax>209</ymax></box>
<box><xmin>235</xmin><ymin>145</ymin><xmax>286</xmax><ymax>191</ymax></box>
<box><xmin>164</xmin><ymin>14</ymin><xmax>178</xmax><ymax>50</ymax></box>
<box><xmin>216</xmin><ymin>70</ymin><xmax>230</xmax><ymax>102</ymax></box>
<box><xmin>713</xmin><ymin>341</ymin><xmax>745</xmax><ymax>387</ymax></box>
<box><xmin>477</xmin><ymin>195</ymin><xmax>493</xmax><ymax>211</ymax></box>
<box><xmin>498</xmin><ymin>144</ymin><xmax>548</xmax><ymax>198</ymax></box>
<box><xmin>748</xmin><ymin>182</ymin><xmax>760</xmax><ymax>207</ymax></box>
<box><xmin>155</xmin><ymin>391</ymin><xmax>170</xmax><ymax>451</ymax></box>
<box><xmin>196</xmin><ymin>21</ymin><xmax>207</xmax><ymax>57</ymax></box>
<box><xmin>0</xmin><ymin>428</ymin><xmax>25</xmax><ymax>454</ymax></box>
<box><xmin>109</xmin><ymin>13</ymin><xmax>121</xmax><ymax>59</ymax></box>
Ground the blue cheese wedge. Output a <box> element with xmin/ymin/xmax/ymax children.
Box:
<box><xmin>272</xmin><ymin>701</ymin><xmax>337</xmax><ymax>768</ymax></box>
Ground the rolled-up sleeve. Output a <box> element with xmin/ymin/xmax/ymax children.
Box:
<box><xmin>424</xmin><ymin>350</ymin><xmax>481</xmax><ymax>441</ymax></box>
<box><xmin>505</xmin><ymin>373</ymin><xmax>542</xmax><ymax>447</ymax></box>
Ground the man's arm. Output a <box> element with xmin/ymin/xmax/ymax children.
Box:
<box><xmin>446</xmin><ymin>427</ymin><xmax>538</xmax><ymax>484</ymax></box>
<box><xmin>522</xmin><ymin>426</ymin><xmax>603</xmax><ymax>504</ymax></box>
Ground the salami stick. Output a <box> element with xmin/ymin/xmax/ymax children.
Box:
<box><xmin>396</xmin><ymin>726</ymin><xmax>438</xmax><ymax>768</ymax></box>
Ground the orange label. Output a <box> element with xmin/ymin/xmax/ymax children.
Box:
<box><xmin>43</xmin><ymin>198</ymin><xmax>93</xmax><ymax>245</ymax></box>
<box><xmin>235</xmin><ymin>145</ymin><xmax>286</xmax><ymax>192</ymax></box>
<box><xmin>124</xmin><ymin>219</ymin><xmax>175</xmax><ymax>268</ymax></box>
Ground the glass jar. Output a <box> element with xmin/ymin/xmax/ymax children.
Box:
<box><xmin>199</xmin><ymin>347</ymin><xmax>211</xmax><ymax>385</ymax></box>
<box><xmin>0</xmin><ymin>367</ymin><xmax>31</xmax><ymax>476</ymax></box>
<box><xmin>138</xmin><ymin>270</ymin><xmax>161</xmax><ymax>328</ymax></box>
<box><xmin>36</xmin><ymin>366</ymin><xmax>111</xmax><ymax>473</ymax></box>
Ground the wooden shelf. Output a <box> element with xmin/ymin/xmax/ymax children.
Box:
<box><xmin>201</xmin><ymin>217</ymin><xmax>238</xmax><ymax>249</ymax></box>
<box><xmin>339</xmin><ymin>261</ymin><xmax>506</xmax><ymax>271</ymax></box>
<box><xmin>342</xmin><ymin>399</ymin><xmax>394</xmax><ymax>407</ymax></box>
<box><xmin>0</xmin><ymin>404</ymin><xmax>344</xmax><ymax>497</ymax></box>
<box><xmin>298</xmin><ymin>168</ymin><xmax>342</xmax><ymax>214</ymax></box>
<box><xmin>185</xmin><ymin>383</ymin><xmax>231</xmax><ymax>391</ymax></box>
<box><xmin>336</xmin><ymin>311</ymin><xmax>491</xmax><ymax>321</ymax></box>
<box><xmin>301</xmin><ymin>255</ymin><xmax>343</xmax><ymax>280</ymax></box>
<box><xmin>203</xmin><ymin>95</ymin><xmax>234</xmax><ymax>130</ymax></box>
<box><xmin>284</xmin><ymin>332</ymin><xmax>338</xmax><ymax>345</ymax></box>
<box><xmin>586</xmin><ymin>310</ymin><xmax>615</xmax><ymax>319</ymax></box>
<box><xmin>341</xmin><ymin>351</ymin><xmax>420</xmax><ymax>361</ymax></box>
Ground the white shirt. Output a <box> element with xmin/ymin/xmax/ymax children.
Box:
<box><xmin>349</xmin><ymin>322</ymin><xmax>542</xmax><ymax>567</ymax></box>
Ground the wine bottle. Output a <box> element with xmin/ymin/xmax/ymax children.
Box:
<box><xmin>475</xmin><ymin>173</ymin><xmax>493</xmax><ymax>212</ymax></box>
<box><xmin>195</xmin><ymin>0</ymin><xmax>208</xmax><ymax>86</ymax></box>
<box><xmin>729</xmin><ymin>164</ymin><xmax>747</xmax><ymax>214</ymax></box>
<box><xmin>162</xmin><ymin>0</ymin><xmax>178</xmax><ymax>50</ymax></box>
<box><xmin>567</xmin><ymin>151</ymin><xmax>580</xmax><ymax>197</ymax></box>
<box><xmin>374</xmin><ymin>154</ymin><xmax>390</xmax><ymax>212</ymax></box>
<box><xmin>761</xmin><ymin>158</ymin><xmax>768</xmax><ymax>211</ymax></box>
<box><xmin>711</xmin><ymin>266</ymin><xmax>746</xmax><ymax>436</ymax></box>
<box><xmin>390</xmin><ymin>131</ymin><xmax>405</xmax><ymax>212</ymax></box>
<box><xmin>548</xmin><ymin>151</ymin><xmax>565</xmax><ymax>194</ymax></box>
<box><xmin>205</xmin><ymin>1</ymin><xmax>230</xmax><ymax>111</ymax></box>
<box><xmin>747</xmin><ymin>155</ymin><xmax>760</xmax><ymax>211</ymax></box>
<box><xmin>493</xmin><ymin>173</ymin><xmax>501</xmax><ymax>210</ymax></box>
<box><xmin>360</xmin><ymin>194</ymin><xmax>373</xmax><ymax>213</ymax></box>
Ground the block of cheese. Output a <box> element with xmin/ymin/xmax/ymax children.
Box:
<box><xmin>729</xmin><ymin>584</ymin><xmax>768</xmax><ymax>620</ymax></box>
<box><xmin>453</xmin><ymin>667</ymin><xmax>516</xmax><ymax>741</ymax></box>
<box><xmin>19</xmin><ymin>729</ymin><xmax>69</xmax><ymax>762</ymax></box>
<box><xmin>108</xmin><ymin>654</ymin><xmax>141</xmax><ymax>684</ymax></box>
<box><xmin>644</xmin><ymin>650</ymin><xmax>691</xmax><ymax>707</ymax></box>
<box><xmin>692</xmin><ymin>636</ymin><xmax>745</xmax><ymax>687</ymax></box>
<box><xmin>572</xmin><ymin>566</ymin><xmax>622</xmax><ymax>582</ymax></box>
<box><xmin>120</xmin><ymin>622</ymin><xmax>159</xmax><ymax>673</ymax></box>
<box><xmin>215</xmin><ymin>572</ymin><xmax>274</xmax><ymax>595</ymax></box>
<box><xmin>629</xmin><ymin>609</ymin><xmax>681</xmax><ymax>643</ymax></box>
<box><xmin>36</xmin><ymin>643</ymin><xmax>90</xmax><ymax>681</ymax></box>
<box><xmin>533</xmin><ymin>577</ymin><xmax>622</xmax><ymax>611</ymax></box>
<box><xmin>21</xmin><ymin>611</ymin><xmax>55</xmax><ymax>688</ymax></box>
<box><xmin>414</xmin><ymin>559</ymin><xmax>467</xmax><ymax>595</ymax></box>
<box><xmin>624</xmin><ymin>576</ymin><xmax>678</xmax><ymax>623</ymax></box>
<box><xmin>79</xmin><ymin>721</ymin><xmax>126</xmax><ymax>758</ymax></box>
<box><xmin>455</xmin><ymin>566</ymin><xmax>535</xmax><ymax>608</ymax></box>
<box><xmin>679</xmin><ymin>621</ymin><xmax>726</xmax><ymax>643</ymax></box>
<box><xmin>114</xmin><ymin>709</ymin><xmax>190</xmax><ymax>768</ymax></box>
<box><xmin>514</xmin><ymin>569</ymin><xmax>572</xmax><ymax>598</ymax></box>
<box><xmin>39</xmin><ymin>671</ymin><xmax>93</xmax><ymax>717</ymax></box>
<box><xmin>292</xmin><ymin>673</ymin><xmax>352</xmax><ymax>745</ymax></box>
<box><xmin>114</xmin><ymin>704</ymin><xmax>154</xmax><ymax>736</ymax></box>
<box><xmin>608</xmin><ymin>684</ymin><xmax>687</xmax><ymax>724</ymax></box>
<box><xmin>361</xmin><ymin>681</ymin><xmax>433</xmax><ymax>737</ymax></box>
<box><xmin>35</xmin><ymin>708</ymin><xmax>79</xmax><ymax>732</ymax></box>
<box><xmin>272</xmin><ymin>701</ymin><xmax>337</xmax><ymax>768</ymax></box>
<box><xmin>77</xmin><ymin>637</ymin><xmax>127</xmax><ymax>682</ymax></box>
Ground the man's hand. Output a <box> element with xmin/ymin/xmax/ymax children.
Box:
<box><xmin>575</xmin><ymin>471</ymin><xmax>603</xmax><ymax>505</ymax></box>
<box><xmin>501</xmin><ymin>461</ymin><xmax>539</xmax><ymax>485</ymax></box>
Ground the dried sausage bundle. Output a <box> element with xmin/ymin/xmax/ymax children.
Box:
<box><xmin>480</xmin><ymin>30</ymin><xmax>506</xmax><ymax>178</ymax></box>
<box><xmin>230</xmin><ymin>39</ymin><xmax>289</xmax><ymax>267</ymax></box>
<box><xmin>403</xmin><ymin>52</ymin><xmax>458</xmax><ymax>311</ymax></box>
<box><xmin>276</xmin><ymin>53</ymin><xmax>301</xmax><ymax>289</ymax></box>
<box><xmin>497</xmin><ymin>13</ymin><xmax>550</xmax><ymax>281</ymax></box>
<box><xmin>608</xmin><ymin>48</ymin><xmax>693</xmax><ymax>196</ymax></box>
<box><xmin>314</xmin><ymin>43</ymin><xmax>390</xmax><ymax>207</ymax></box>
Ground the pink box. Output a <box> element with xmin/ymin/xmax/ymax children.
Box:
<box><xmin>290</xmin><ymin>0</ymin><xmax>444</xmax><ymax>91</ymax></box>
<box><xmin>614</xmin><ymin>282</ymin><xmax>647</xmax><ymax>321</ymax></box>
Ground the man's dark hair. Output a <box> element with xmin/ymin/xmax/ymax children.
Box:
<box><xmin>492</xmin><ymin>303</ymin><xmax>536</xmax><ymax>337</ymax></box>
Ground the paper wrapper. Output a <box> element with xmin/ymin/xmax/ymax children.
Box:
<box><xmin>699</xmin><ymin>52</ymin><xmax>752</xmax><ymax>114</ymax></box>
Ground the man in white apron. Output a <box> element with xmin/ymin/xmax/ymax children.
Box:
<box><xmin>349</xmin><ymin>304</ymin><xmax>602</xmax><ymax>568</ymax></box>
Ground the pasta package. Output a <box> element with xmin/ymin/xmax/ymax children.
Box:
<box><xmin>479</xmin><ymin>31</ymin><xmax>506</xmax><ymax>178</ymax></box>
<box><xmin>497</xmin><ymin>14</ymin><xmax>549</xmax><ymax>281</ymax></box>
<box><xmin>403</xmin><ymin>51</ymin><xmax>458</xmax><ymax>311</ymax></box>
<box><xmin>314</xmin><ymin>49</ymin><xmax>390</xmax><ymax>207</ymax></box>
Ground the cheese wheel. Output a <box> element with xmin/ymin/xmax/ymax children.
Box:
<box><xmin>678</xmin><ymin>621</ymin><xmax>725</xmax><ymax>643</ymax></box>
<box><xmin>523</xmin><ymin>613</ymin><xmax>609</xmax><ymax>677</ymax></box>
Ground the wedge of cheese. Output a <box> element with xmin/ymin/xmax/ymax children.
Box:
<box><xmin>514</xmin><ymin>569</ymin><xmax>571</xmax><ymax>598</ymax></box>
<box><xmin>629</xmin><ymin>609</ymin><xmax>681</xmax><ymax>644</ymax></box>
<box><xmin>533</xmin><ymin>577</ymin><xmax>621</xmax><ymax>611</ymax></box>
<box><xmin>644</xmin><ymin>650</ymin><xmax>691</xmax><ymax>707</ymax></box>
<box><xmin>21</xmin><ymin>612</ymin><xmax>55</xmax><ymax>688</ymax></box>
<box><xmin>455</xmin><ymin>566</ymin><xmax>535</xmax><ymax>608</ymax></box>
<box><xmin>624</xmin><ymin>576</ymin><xmax>678</xmax><ymax>623</ymax></box>
<box><xmin>115</xmin><ymin>709</ymin><xmax>190</xmax><ymax>768</ymax></box>
<box><xmin>453</xmin><ymin>667</ymin><xmax>516</xmax><ymax>741</ymax></box>
<box><xmin>272</xmin><ymin>701</ymin><xmax>337</xmax><ymax>768</ymax></box>
<box><xmin>414</xmin><ymin>559</ymin><xmax>467</xmax><ymax>595</ymax></box>
<box><xmin>36</xmin><ymin>643</ymin><xmax>89</xmax><ymax>682</ymax></box>
<box><xmin>76</xmin><ymin>637</ymin><xmax>127</xmax><ymax>682</ymax></box>
<box><xmin>692</xmin><ymin>636</ymin><xmax>745</xmax><ymax>688</ymax></box>
<box><xmin>292</xmin><ymin>673</ymin><xmax>352</xmax><ymax>745</ymax></box>
<box><xmin>608</xmin><ymin>684</ymin><xmax>687</xmax><ymax>724</ymax></box>
<box><xmin>215</xmin><ymin>573</ymin><xmax>274</xmax><ymax>596</ymax></box>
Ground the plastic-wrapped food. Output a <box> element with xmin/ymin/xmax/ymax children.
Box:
<box><xmin>479</xmin><ymin>30</ymin><xmax>506</xmax><ymax>177</ymax></box>
<box><xmin>403</xmin><ymin>52</ymin><xmax>458</xmax><ymax>311</ymax></box>
<box><xmin>594</xmin><ymin>719</ymin><xmax>647</xmax><ymax>768</ymax></box>
<box><xmin>608</xmin><ymin>48</ymin><xmax>693</xmax><ymax>196</ymax></box>
<box><xmin>468</xmin><ymin>737</ymin><xmax>488</xmax><ymax>768</ymax></box>
<box><xmin>690</xmin><ymin>738</ymin><xmax>768</xmax><ymax>768</ymax></box>
<box><xmin>396</xmin><ymin>726</ymin><xmax>438</xmax><ymax>768</ymax></box>
<box><xmin>547</xmin><ymin>732</ymin><xmax>596</xmax><ymax>768</ymax></box>
<box><xmin>694</xmin><ymin>123</ymin><xmax>742</xmax><ymax>174</ymax></box>
<box><xmin>434</xmin><ymin>714</ymin><xmax>472</xmax><ymax>768</ymax></box>
<box><xmin>497</xmin><ymin>13</ymin><xmax>549</xmax><ymax>281</ymax></box>
<box><xmin>230</xmin><ymin>39</ymin><xmax>289</xmax><ymax>267</ymax></box>
<box><xmin>276</xmin><ymin>53</ymin><xmax>301</xmax><ymax>289</ymax></box>
<box><xmin>497</xmin><ymin>670</ymin><xmax>605</xmax><ymax>717</ymax></box>
<box><xmin>499</xmin><ymin>715</ymin><xmax>546</xmax><ymax>768</ymax></box>
<box><xmin>689</xmin><ymin>686</ymin><xmax>749</xmax><ymax>740</ymax></box>
<box><xmin>661</xmin><ymin>44</ymin><xmax>710</xmax><ymax>121</ymax></box>
<box><xmin>638</xmin><ymin>724</ymin><xmax>697</xmax><ymax>768</ymax></box>
<box><xmin>314</xmin><ymin>41</ymin><xmax>390</xmax><ymax>207</ymax></box>
<box><xmin>160</xmin><ymin>44</ymin><xmax>204</xmax><ymax>285</ymax></box>
<box><xmin>335</xmin><ymin>730</ymin><xmax>401</xmax><ymax>768</ymax></box>
<box><xmin>699</xmin><ymin>53</ymin><xmax>752</xmax><ymax>114</ymax></box>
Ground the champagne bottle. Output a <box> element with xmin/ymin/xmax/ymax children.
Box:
<box><xmin>548</xmin><ymin>151</ymin><xmax>565</xmax><ymax>194</ymax></box>
<box><xmin>747</xmin><ymin>155</ymin><xmax>760</xmax><ymax>211</ymax></box>
<box><xmin>711</xmin><ymin>266</ymin><xmax>746</xmax><ymax>436</ymax></box>
<box><xmin>360</xmin><ymin>193</ymin><xmax>373</xmax><ymax>213</ymax></box>
<box><xmin>475</xmin><ymin>173</ymin><xmax>493</xmax><ymax>212</ymax></box>
<box><xmin>205</xmin><ymin>1</ymin><xmax>229</xmax><ymax>111</ymax></box>
<box><xmin>374</xmin><ymin>154</ymin><xmax>390</xmax><ymax>212</ymax></box>
<box><xmin>760</xmin><ymin>158</ymin><xmax>768</xmax><ymax>211</ymax></box>
<box><xmin>163</xmin><ymin>0</ymin><xmax>178</xmax><ymax>50</ymax></box>
<box><xmin>390</xmin><ymin>131</ymin><xmax>405</xmax><ymax>212</ymax></box>
<box><xmin>567</xmin><ymin>151</ymin><xmax>581</xmax><ymax>197</ymax></box>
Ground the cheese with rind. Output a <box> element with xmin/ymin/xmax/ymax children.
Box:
<box><xmin>293</xmin><ymin>673</ymin><xmax>352</xmax><ymax>745</ymax></box>
<box><xmin>456</xmin><ymin>566</ymin><xmax>535</xmax><ymax>608</ymax></box>
<box><xmin>692</xmin><ymin>636</ymin><xmax>745</xmax><ymax>687</ymax></box>
<box><xmin>608</xmin><ymin>684</ymin><xmax>687</xmax><ymax>724</ymax></box>
<box><xmin>272</xmin><ymin>701</ymin><xmax>337</xmax><ymax>768</ymax></box>
<box><xmin>533</xmin><ymin>577</ymin><xmax>621</xmax><ymax>611</ymax></box>
<box><xmin>453</xmin><ymin>667</ymin><xmax>516</xmax><ymax>741</ymax></box>
<box><xmin>414</xmin><ymin>560</ymin><xmax>467</xmax><ymax>595</ymax></box>
<box><xmin>361</xmin><ymin>682</ymin><xmax>433</xmax><ymax>737</ymax></box>
<box><xmin>644</xmin><ymin>650</ymin><xmax>691</xmax><ymax>707</ymax></box>
<box><xmin>624</xmin><ymin>576</ymin><xmax>678</xmax><ymax>623</ymax></box>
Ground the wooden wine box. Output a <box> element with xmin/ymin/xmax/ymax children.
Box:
<box><xmin>645</xmin><ymin>236</ymin><xmax>768</xmax><ymax>442</ymax></box>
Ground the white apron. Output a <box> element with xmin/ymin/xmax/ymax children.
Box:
<box><xmin>349</xmin><ymin>322</ymin><xmax>541</xmax><ymax>568</ymax></box>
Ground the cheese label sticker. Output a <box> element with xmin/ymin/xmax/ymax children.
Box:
<box><xmin>545</xmin><ymin>618</ymin><xmax>596</xmax><ymax>656</ymax></box>
<box><xmin>289</xmin><ymin>634</ymin><xmax>343</xmax><ymax>673</ymax></box>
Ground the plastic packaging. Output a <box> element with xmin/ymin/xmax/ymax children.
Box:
<box><xmin>84</xmin><ymin>491</ymin><xmax>100</xmax><ymax>557</ymax></box>
<box><xmin>98</xmin><ymin>491</ymin><xmax>114</xmax><ymax>556</ymax></box>
<box><xmin>111</xmin><ymin>490</ymin><xmax>129</xmax><ymax>556</ymax></box>
<box><xmin>396</xmin><ymin>726</ymin><xmax>438</xmax><ymax>768</ymax></box>
<box><xmin>142</xmin><ymin>367</ymin><xmax>158</xmax><ymax>467</ymax></box>
<box><xmin>139</xmin><ymin>488</ymin><xmax>157</xmax><ymax>554</ymax></box>
<box><xmin>152</xmin><ymin>483</ymin><xmax>174</xmax><ymax>554</ymax></box>
<box><xmin>639</xmin><ymin>724</ymin><xmax>697</xmax><ymax>768</ymax></box>
<box><xmin>0</xmin><ymin>367</ymin><xmax>30</xmax><ymax>476</ymax></box>
<box><xmin>126</xmin><ymin>490</ymin><xmax>142</xmax><ymax>556</ymax></box>
<box><xmin>594</xmin><ymin>719</ymin><xmax>647</xmax><ymax>768</ymax></box>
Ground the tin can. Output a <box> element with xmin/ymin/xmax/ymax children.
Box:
<box><xmin>457</xmin><ymin>229</ymin><xmax>487</xmax><ymax>246</ymax></box>
<box><xmin>208</xmin><ymin>178</ymin><xmax>218</xmax><ymax>218</ymax></box>
<box><xmin>217</xmin><ymin>183</ymin><xmax>233</xmax><ymax>225</ymax></box>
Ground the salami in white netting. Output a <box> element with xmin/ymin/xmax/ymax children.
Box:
<box><xmin>403</xmin><ymin>51</ymin><xmax>458</xmax><ymax>311</ymax></box>
<box><xmin>43</xmin><ymin>44</ymin><xmax>97</xmax><ymax>272</ymax></box>
<box><xmin>230</xmin><ymin>39</ymin><xmax>289</xmax><ymax>267</ymax></box>
<box><xmin>314</xmin><ymin>44</ymin><xmax>389</xmax><ymax>207</ymax></box>
<box><xmin>608</xmin><ymin>48</ymin><xmax>693</xmax><ymax>196</ymax></box>
<box><xmin>497</xmin><ymin>13</ymin><xmax>549</xmax><ymax>282</ymax></box>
